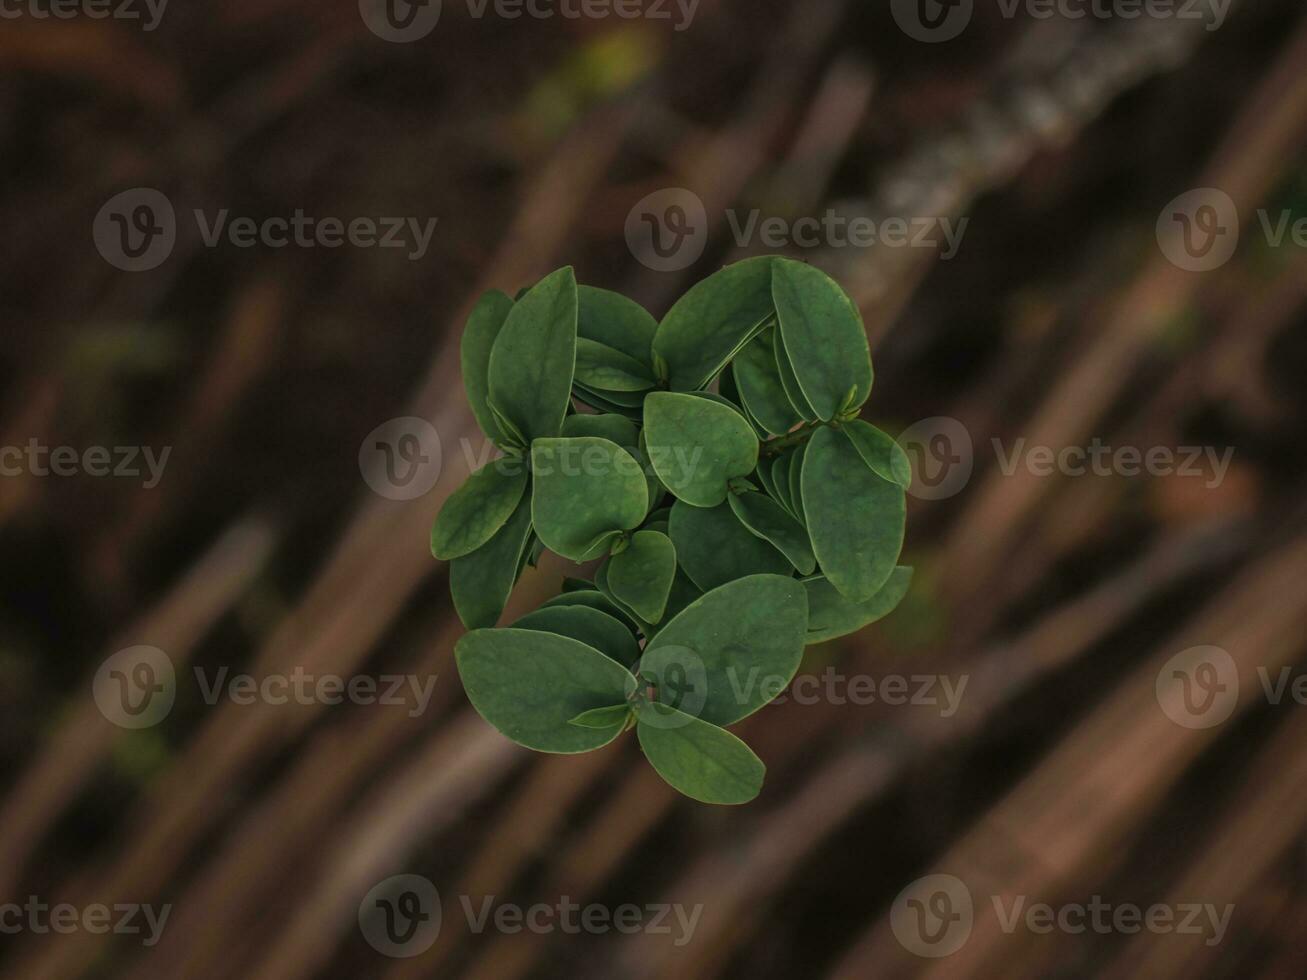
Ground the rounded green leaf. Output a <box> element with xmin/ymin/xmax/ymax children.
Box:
<box><xmin>578</xmin><ymin>285</ymin><xmax>657</xmax><ymax>370</ymax></box>
<box><xmin>561</xmin><ymin>412</ymin><xmax>640</xmax><ymax>446</ymax></box>
<box><xmin>803</xmin><ymin>566</ymin><xmax>913</xmax><ymax>643</ymax></box>
<box><xmin>574</xmin><ymin>338</ymin><xmax>655</xmax><ymax>392</ymax></box>
<box><xmin>487</xmin><ymin>267</ymin><xmax>578</xmax><ymax>445</ymax></box>
<box><xmin>635</xmin><ymin>703</ymin><xmax>764</xmax><ymax>805</ymax></box>
<box><xmin>456</xmin><ymin>628</ymin><xmax>635</xmax><ymax>753</ymax></box>
<box><xmin>727</xmin><ymin>489</ymin><xmax>816</xmax><ymax>575</ymax></box>
<box><xmin>768</xmin><ymin>451</ymin><xmax>796</xmax><ymax>514</ymax></box>
<box><xmin>570</xmin><ymin>704</ymin><xmax>633</xmax><ymax>729</ymax></box>
<box><xmin>607</xmin><ymin>529</ymin><xmax>676</xmax><ymax>624</ymax></box>
<box><xmin>449</xmin><ymin>493</ymin><xmax>535</xmax><ymax>629</ymax></box>
<box><xmin>771</xmin><ymin>258</ymin><xmax>873</xmax><ymax>421</ymax></box>
<box><xmin>430</xmin><ymin>458</ymin><xmax>529</xmax><ymax>561</ymax></box>
<box><xmin>572</xmin><ymin>385</ymin><xmax>644</xmax><ymax>420</ymax></box>
<box><xmin>541</xmin><ymin>588</ymin><xmax>640</xmax><ymax>631</ymax></box>
<box><xmin>639</xmin><ymin>574</ymin><xmax>808</xmax><ymax>727</ymax></box>
<box><xmin>732</xmin><ymin>331</ymin><xmax>805</xmax><ymax>436</ymax></box>
<box><xmin>652</xmin><ymin>256</ymin><xmax>777</xmax><ymax>391</ymax></box>
<box><xmin>843</xmin><ymin>419</ymin><xmax>913</xmax><ymax>489</ymax></box>
<box><xmin>531</xmin><ymin>437</ymin><xmax>648</xmax><ymax>561</ymax></box>
<box><xmin>512</xmin><ymin>604</ymin><xmax>640</xmax><ymax>667</ymax></box>
<box><xmin>802</xmin><ymin>426</ymin><xmax>906</xmax><ymax>601</ymax></box>
<box><xmin>643</xmin><ymin>391</ymin><xmax>759</xmax><ymax>507</ymax></box>
<box><xmin>773</xmin><ymin>325</ymin><xmax>818</xmax><ymax>422</ymax></box>
<box><xmin>460</xmin><ymin>289</ymin><xmax>515</xmax><ymax>446</ymax></box>
<box><xmin>668</xmin><ymin>499</ymin><xmax>791</xmax><ymax>592</ymax></box>
<box><xmin>787</xmin><ymin>440</ymin><xmax>809</xmax><ymax>526</ymax></box>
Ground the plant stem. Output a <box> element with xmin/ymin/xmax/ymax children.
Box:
<box><xmin>761</xmin><ymin>420</ymin><xmax>827</xmax><ymax>456</ymax></box>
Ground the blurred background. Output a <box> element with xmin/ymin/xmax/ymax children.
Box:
<box><xmin>3</xmin><ymin>0</ymin><xmax>1307</xmax><ymax>977</ymax></box>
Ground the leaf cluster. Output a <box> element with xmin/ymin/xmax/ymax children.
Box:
<box><xmin>432</xmin><ymin>258</ymin><xmax>911</xmax><ymax>804</ymax></box>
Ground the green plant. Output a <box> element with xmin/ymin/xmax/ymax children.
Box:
<box><xmin>432</xmin><ymin>256</ymin><xmax>912</xmax><ymax>804</ymax></box>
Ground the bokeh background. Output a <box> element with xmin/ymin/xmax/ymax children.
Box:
<box><xmin>4</xmin><ymin>0</ymin><xmax>1307</xmax><ymax>977</ymax></box>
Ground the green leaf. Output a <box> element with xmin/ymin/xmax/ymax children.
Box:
<box><xmin>569</xmin><ymin>704</ymin><xmax>633</xmax><ymax>729</ymax></box>
<box><xmin>643</xmin><ymin>391</ymin><xmax>759</xmax><ymax>507</ymax></box>
<box><xmin>541</xmin><ymin>588</ymin><xmax>639</xmax><ymax>631</ymax></box>
<box><xmin>802</xmin><ymin>426</ymin><xmax>905</xmax><ymax>601</ymax></box>
<box><xmin>639</xmin><ymin>574</ymin><xmax>808</xmax><ymax>727</ymax></box>
<box><xmin>578</xmin><ymin>285</ymin><xmax>657</xmax><ymax>371</ymax></box>
<box><xmin>449</xmin><ymin>493</ymin><xmax>535</xmax><ymax>629</ymax></box>
<box><xmin>635</xmin><ymin>703</ymin><xmax>765</xmax><ymax>805</ymax></box>
<box><xmin>573</xmin><ymin>382</ymin><xmax>645</xmax><ymax>408</ymax></box>
<box><xmin>606</xmin><ymin>529</ymin><xmax>676</xmax><ymax>623</ymax></box>
<box><xmin>571</xmin><ymin>385</ymin><xmax>644</xmax><ymax>419</ymax></box>
<box><xmin>487</xmin><ymin>267</ymin><xmax>578</xmax><ymax>445</ymax></box>
<box><xmin>574</xmin><ymin>338</ymin><xmax>655</xmax><ymax>392</ymax></box>
<box><xmin>456</xmin><ymin>628</ymin><xmax>635</xmax><ymax>753</ymax></box>
<box><xmin>595</xmin><ymin>558</ymin><xmax>654</xmax><ymax>635</ymax></box>
<box><xmin>718</xmin><ymin>365</ymin><xmax>768</xmax><ymax>439</ymax></box>
<box><xmin>771</xmin><ymin>258</ymin><xmax>873</xmax><ymax>421</ymax></box>
<box><xmin>727</xmin><ymin>490</ymin><xmax>816</xmax><ymax>575</ymax></box>
<box><xmin>732</xmin><ymin>331</ymin><xmax>805</xmax><ymax>436</ymax></box>
<box><xmin>768</xmin><ymin>451</ymin><xmax>795</xmax><ymax>514</ymax></box>
<box><xmin>653</xmin><ymin>569</ymin><xmax>704</xmax><ymax>636</ymax></box>
<box><xmin>561</xmin><ymin>412</ymin><xmax>639</xmax><ymax>446</ymax></box>
<box><xmin>843</xmin><ymin>419</ymin><xmax>913</xmax><ymax>489</ymax></box>
<box><xmin>773</xmin><ymin>325</ymin><xmax>818</xmax><ymax>422</ymax></box>
<box><xmin>460</xmin><ymin>289</ymin><xmax>515</xmax><ymax>445</ymax></box>
<box><xmin>787</xmin><ymin>440</ymin><xmax>808</xmax><ymax>526</ymax></box>
<box><xmin>430</xmin><ymin>458</ymin><xmax>529</xmax><ymax>560</ymax></box>
<box><xmin>651</xmin><ymin>256</ymin><xmax>776</xmax><ymax>391</ymax></box>
<box><xmin>803</xmin><ymin>566</ymin><xmax>913</xmax><ymax>644</ymax></box>
<box><xmin>754</xmin><ymin>458</ymin><xmax>781</xmax><ymax>504</ymax></box>
<box><xmin>531</xmin><ymin>437</ymin><xmax>648</xmax><ymax>561</ymax></box>
<box><xmin>512</xmin><ymin>604</ymin><xmax>640</xmax><ymax>667</ymax></box>
<box><xmin>668</xmin><ymin>499</ymin><xmax>791</xmax><ymax>591</ymax></box>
